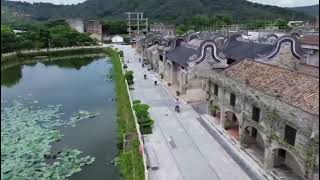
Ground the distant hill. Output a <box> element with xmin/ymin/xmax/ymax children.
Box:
<box><xmin>289</xmin><ymin>4</ymin><xmax>319</xmax><ymax>17</ymax></box>
<box><xmin>1</xmin><ymin>0</ymin><xmax>314</xmax><ymax>24</ymax></box>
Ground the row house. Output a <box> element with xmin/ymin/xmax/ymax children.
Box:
<box><xmin>135</xmin><ymin>31</ymin><xmax>319</xmax><ymax>180</ymax></box>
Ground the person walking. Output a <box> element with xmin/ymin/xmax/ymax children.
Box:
<box><xmin>144</xmin><ymin>70</ymin><xmax>147</xmax><ymax>79</ymax></box>
<box><xmin>154</xmin><ymin>75</ymin><xmax>158</xmax><ymax>85</ymax></box>
<box><xmin>175</xmin><ymin>98</ymin><xmax>180</xmax><ymax>112</ymax></box>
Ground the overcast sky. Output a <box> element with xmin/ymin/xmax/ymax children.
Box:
<box><xmin>8</xmin><ymin>0</ymin><xmax>319</xmax><ymax>7</ymax></box>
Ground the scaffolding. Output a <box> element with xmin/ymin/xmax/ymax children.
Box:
<box><xmin>126</xmin><ymin>12</ymin><xmax>148</xmax><ymax>41</ymax></box>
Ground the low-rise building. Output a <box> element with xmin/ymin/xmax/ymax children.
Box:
<box><xmin>135</xmin><ymin>30</ymin><xmax>319</xmax><ymax>180</ymax></box>
<box><xmin>85</xmin><ymin>20</ymin><xmax>102</xmax><ymax>42</ymax></box>
<box><xmin>299</xmin><ymin>35</ymin><xmax>319</xmax><ymax>67</ymax></box>
<box><xmin>150</xmin><ymin>23</ymin><xmax>175</xmax><ymax>37</ymax></box>
<box><xmin>111</xmin><ymin>35</ymin><xmax>124</xmax><ymax>44</ymax></box>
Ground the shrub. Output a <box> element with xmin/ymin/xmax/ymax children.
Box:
<box><xmin>123</xmin><ymin>64</ymin><xmax>128</xmax><ymax>69</ymax></box>
<box><xmin>132</xmin><ymin>103</ymin><xmax>153</xmax><ymax>134</ymax></box>
<box><xmin>125</xmin><ymin>70</ymin><xmax>134</xmax><ymax>85</ymax></box>
<box><xmin>133</xmin><ymin>100</ymin><xmax>141</xmax><ymax>104</ymax></box>
<box><xmin>140</xmin><ymin>126</ymin><xmax>153</xmax><ymax>134</ymax></box>
<box><xmin>119</xmin><ymin>50</ymin><xmax>124</xmax><ymax>57</ymax></box>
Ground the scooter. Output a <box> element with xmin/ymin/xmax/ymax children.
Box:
<box><xmin>175</xmin><ymin>105</ymin><xmax>180</xmax><ymax>113</ymax></box>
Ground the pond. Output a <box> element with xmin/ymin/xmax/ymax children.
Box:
<box><xmin>1</xmin><ymin>56</ymin><xmax>121</xmax><ymax>180</ymax></box>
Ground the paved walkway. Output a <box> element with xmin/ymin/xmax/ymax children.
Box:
<box><xmin>112</xmin><ymin>45</ymin><xmax>252</xmax><ymax>180</ymax></box>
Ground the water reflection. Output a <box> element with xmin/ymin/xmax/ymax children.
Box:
<box><xmin>42</xmin><ymin>56</ymin><xmax>95</xmax><ymax>70</ymax></box>
<box><xmin>1</xmin><ymin>56</ymin><xmax>120</xmax><ymax>180</ymax></box>
<box><xmin>1</xmin><ymin>56</ymin><xmax>96</xmax><ymax>87</ymax></box>
<box><xmin>1</xmin><ymin>65</ymin><xmax>22</xmax><ymax>88</ymax></box>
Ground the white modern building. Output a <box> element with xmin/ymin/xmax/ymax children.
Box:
<box><xmin>111</xmin><ymin>35</ymin><xmax>124</xmax><ymax>43</ymax></box>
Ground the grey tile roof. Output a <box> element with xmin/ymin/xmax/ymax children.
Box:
<box><xmin>222</xmin><ymin>40</ymin><xmax>274</xmax><ymax>60</ymax></box>
<box><xmin>166</xmin><ymin>45</ymin><xmax>197</xmax><ymax>66</ymax></box>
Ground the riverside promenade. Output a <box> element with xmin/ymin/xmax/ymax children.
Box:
<box><xmin>111</xmin><ymin>44</ymin><xmax>261</xmax><ymax>180</ymax></box>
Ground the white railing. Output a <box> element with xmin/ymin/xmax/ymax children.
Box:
<box><xmin>118</xmin><ymin>53</ymin><xmax>149</xmax><ymax>180</ymax></box>
<box><xmin>1</xmin><ymin>45</ymin><xmax>104</xmax><ymax>57</ymax></box>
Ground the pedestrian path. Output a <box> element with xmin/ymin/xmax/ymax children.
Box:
<box><xmin>111</xmin><ymin>45</ymin><xmax>253</xmax><ymax>180</ymax></box>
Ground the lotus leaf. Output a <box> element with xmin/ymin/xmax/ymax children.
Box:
<box><xmin>1</xmin><ymin>100</ymin><xmax>96</xmax><ymax>179</ymax></box>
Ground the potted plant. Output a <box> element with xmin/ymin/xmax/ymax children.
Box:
<box><xmin>224</xmin><ymin>119</ymin><xmax>232</xmax><ymax>130</ymax></box>
<box><xmin>212</xmin><ymin>105</ymin><xmax>219</xmax><ymax>117</ymax></box>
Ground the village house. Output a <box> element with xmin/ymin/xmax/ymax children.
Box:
<box><xmin>299</xmin><ymin>35</ymin><xmax>319</xmax><ymax>67</ymax></box>
<box><xmin>202</xmin><ymin>34</ymin><xmax>319</xmax><ymax>180</ymax></box>
<box><xmin>135</xmin><ymin>30</ymin><xmax>319</xmax><ymax>180</ymax></box>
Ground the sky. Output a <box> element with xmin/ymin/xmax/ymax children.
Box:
<box><xmin>8</xmin><ymin>0</ymin><xmax>319</xmax><ymax>7</ymax></box>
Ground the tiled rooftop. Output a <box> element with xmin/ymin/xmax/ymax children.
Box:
<box><xmin>223</xmin><ymin>60</ymin><xmax>319</xmax><ymax>115</ymax></box>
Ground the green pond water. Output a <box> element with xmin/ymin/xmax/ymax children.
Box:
<box><xmin>1</xmin><ymin>56</ymin><xmax>121</xmax><ymax>180</ymax></box>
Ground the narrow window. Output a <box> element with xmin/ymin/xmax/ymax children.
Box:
<box><xmin>252</xmin><ymin>128</ymin><xmax>258</xmax><ymax>138</ymax></box>
<box><xmin>159</xmin><ymin>55</ymin><xmax>163</xmax><ymax>61</ymax></box>
<box><xmin>284</xmin><ymin>125</ymin><xmax>296</xmax><ymax>146</ymax></box>
<box><xmin>213</xmin><ymin>84</ymin><xmax>218</xmax><ymax>96</ymax></box>
<box><xmin>230</xmin><ymin>93</ymin><xmax>236</xmax><ymax>106</ymax></box>
<box><xmin>252</xmin><ymin>106</ymin><xmax>260</xmax><ymax>122</ymax></box>
<box><xmin>278</xmin><ymin>149</ymin><xmax>286</xmax><ymax>160</ymax></box>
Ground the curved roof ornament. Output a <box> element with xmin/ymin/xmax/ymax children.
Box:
<box><xmin>264</xmin><ymin>35</ymin><xmax>304</xmax><ymax>59</ymax></box>
<box><xmin>187</xmin><ymin>40</ymin><xmax>227</xmax><ymax>66</ymax></box>
<box><xmin>186</xmin><ymin>33</ymin><xmax>200</xmax><ymax>42</ymax></box>
<box><xmin>290</xmin><ymin>32</ymin><xmax>301</xmax><ymax>39</ymax></box>
<box><xmin>152</xmin><ymin>40</ymin><xmax>161</xmax><ymax>45</ymax></box>
<box><xmin>145</xmin><ymin>32</ymin><xmax>164</xmax><ymax>46</ymax></box>
<box><xmin>172</xmin><ymin>36</ymin><xmax>186</xmax><ymax>48</ymax></box>
<box><xmin>166</xmin><ymin>38</ymin><xmax>175</xmax><ymax>47</ymax></box>
<box><xmin>199</xmin><ymin>31</ymin><xmax>211</xmax><ymax>39</ymax></box>
<box><xmin>186</xmin><ymin>30</ymin><xmax>196</xmax><ymax>34</ymax></box>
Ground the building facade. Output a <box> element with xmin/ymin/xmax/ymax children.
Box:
<box><xmin>85</xmin><ymin>20</ymin><xmax>102</xmax><ymax>41</ymax></box>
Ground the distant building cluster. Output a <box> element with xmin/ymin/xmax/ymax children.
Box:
<box><xmin>135</xmin><ymin>30</ymin><xmax>319</xmax><ymax>180</ymax></box>
<box><xmin>66</xmin><ymin>19</ymin><xmax>103</xmax><ymax>42</ymax></box>
<box><xmin>150</xmin><ymin>23</ymin><xmax>175</xmax><ymax>37</ymax></box>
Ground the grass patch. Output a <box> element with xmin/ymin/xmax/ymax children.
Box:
<box><xmin>105</xmin><ymin>47</ymin><xmax>145</xmax><ymax>180</ymax></box>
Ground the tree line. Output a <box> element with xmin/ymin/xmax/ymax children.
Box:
<box><xmin>174</xmin><ymin>15</ymin><xmax>290</xmax><ymax>35</ymax></box>
<box><xmin>1</xmin><ymin>20</ymin><xmax>97</xmax><ymax>54</ymax></box>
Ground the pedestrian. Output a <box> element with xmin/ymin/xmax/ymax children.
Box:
<box><xmin>154</xmin><ymin>75</ymin><xmax>158</xmax><ymax>85</ymax></box>
<box><xmin>175</xmin><ymin>98</ymin><xmax>180</xmax><ymax>112</ymax></box>
<box><xmin>144</xmin><ymin>70</ymin><xmax>147</xmax><ymax>79</ymax></box>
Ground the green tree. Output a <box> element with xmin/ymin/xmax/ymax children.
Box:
<box><xmin>1</xmin><ymin>25</ymin><xmax>17</xmax><ymax>53</ymax></box>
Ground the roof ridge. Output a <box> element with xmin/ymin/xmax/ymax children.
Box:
<box><xmin>239</xmin><ymin>59</ymin><xmax>319</xmax><ymax>80</ymax></box>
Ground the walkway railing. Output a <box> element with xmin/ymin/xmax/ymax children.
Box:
<box><xmin>1</xmin><ymin>45</ymin><xmax>104</xmax><ymax>57</ymax></box>
<box><xmin>118</xmin><ymin>53</ymin><xmax>149</xmax><ymax>180</ymax></box>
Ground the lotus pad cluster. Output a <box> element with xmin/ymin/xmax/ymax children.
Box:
<box><xmin>1</xmin><ymin>101</ymin><xmax>96</xmax><ymax>179</ymax></box>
